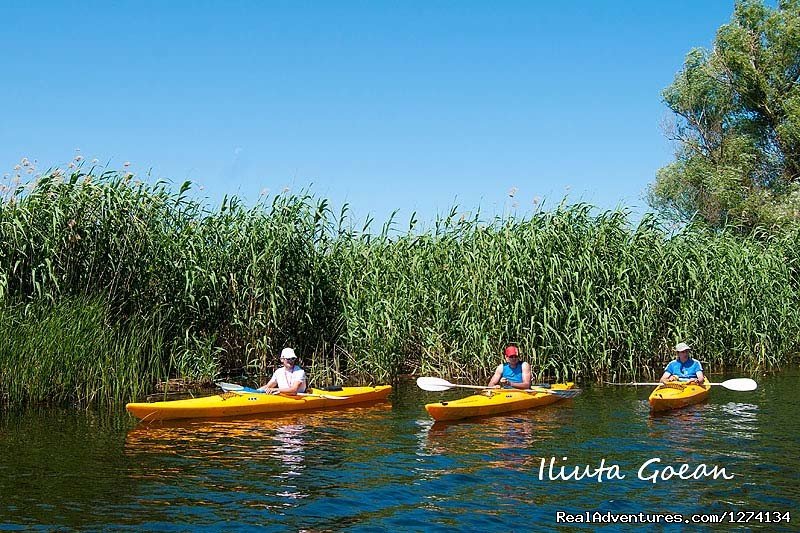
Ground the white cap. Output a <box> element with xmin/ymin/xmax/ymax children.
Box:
<box><xmin>674</xmin><ymin>342</ymin><xmax>691</xmax><ymax>352</ymax></box>
<box><xmin>280</xmin><ymin>347</ymin><xmax>297</xmax><ymax>359</ymax></box>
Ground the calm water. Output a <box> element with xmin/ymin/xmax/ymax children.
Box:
<box><xmin>1</xmin><ymin>370</ymin><xmax>798</xmax><ymax>531</ymax></box>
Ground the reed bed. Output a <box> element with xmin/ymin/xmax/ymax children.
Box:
<box><xmin>0</xmin><ymin>167</ymin><xmax>798</xmax><ymax>406</ymax></box>
<box><xmin>0</xmin><ymin>297</ymin><xmax>168</xmax><ymax>405</ymax></box>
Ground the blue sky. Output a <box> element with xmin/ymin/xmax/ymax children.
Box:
<box><xmin>0</xmin><ymin>1</ymin><xmax>738</xmax><ymax>228</ymax></box>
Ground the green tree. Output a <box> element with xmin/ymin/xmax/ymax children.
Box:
<box><xmin>649</xmin><ymin>0</ymin><xmax>800</xmax><ymax>231</ymax></box>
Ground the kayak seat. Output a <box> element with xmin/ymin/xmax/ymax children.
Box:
<box><xmin>315</xmin><ymin>385</ymin><xmax>344</xmax><ymax>391</ymax></box>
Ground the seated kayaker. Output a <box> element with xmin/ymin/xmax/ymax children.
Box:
<box><xmin>257</xmin><ymin>347</ymin><xmax>308</xmax><ymax>394</ymax></box>
<box><xmin>487</xmin><ymin>343</ymin><xmax>532</xmax><ymax>390</ymax></box>
<box><xmin>659</xmin><ymin>342</ymin><xmax>705</xmax><ymax>385</ymax></box>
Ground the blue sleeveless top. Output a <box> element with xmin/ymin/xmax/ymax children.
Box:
<box><xmin>501</xmin><ymin>363</ymin><xmax>523</xmax><ymax>384</ymax></box>
<box><xmin>665</xmin><ymin>358</ymin><xmax>703</xmax><ymax>380</ymax></box>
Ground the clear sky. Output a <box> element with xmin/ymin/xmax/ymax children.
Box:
<box><xmin>0</xmin><ymin>1</ymin><xmax>738</xmax><ymax>228</ymax></box>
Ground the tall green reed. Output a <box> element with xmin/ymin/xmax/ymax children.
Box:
<box><xmin>1</xmin><ymin>166</ymin><xmax>798</xmax><ymax>407</ymax></box>
<box><xmin>332</xmin><ymin>205</ymin><xmax>799</xmax><ymax>382</ymax></box>
<box><xmin>0</xmin><ymin>296</ymin><xmax>168</xmax><ymax>405</ymax></box>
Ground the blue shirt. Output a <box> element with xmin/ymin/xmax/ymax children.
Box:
<box><xmin>665</xmin><ymin>358</ymin><xmax>703</xmax><ymax>380</ymax></box>
<box><xmin>501</xmin><ymin>363</ymin><xmax>523</xmax><ymax>384</ymax></box>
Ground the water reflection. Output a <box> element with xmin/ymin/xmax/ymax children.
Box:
<box><xmin>419</xmin><ymin>403</ymin><xmax>572</xmax><ymax>451</ymax></box>
<box><xmin>645</xmin><ymin>401</ymin><xmax>760</xmax><ymax>447</ymax></box>
<box><xmin>125</xmin><ymin>403</ymin><xmax>393</xmax><ymax>455</ymax></box>
<box><xmin>716</xmin><ymin>402</ymin><xmax>759</xmax><ymax>441</ymax></box>
<box><xmin>122</xmin><ymin>403</ymin><xmax>399</xmax><ymax>518</ymax></box>
<box><xmin>646</xmin><ymin>402</ymin><xmax>710</xmax><ymax>445</ymax></box>
<box><xmin>270</xmin><ymin>424</ymin><xmax>307</xmax><ymax>468</ymax></box>
<box><xmin>720</xmin><ymin>402</ymin><xmax>758</xmax><ymax>417</ymax></box>
<box><xmin>3</xmin><ymin>373</ymin><xmax>799</xmax><ymax>531</ymax></box>
<box><xmin>415</xmin><ymin>401</ymin><xmax>576</xmax><ymax>478</ymax></box>
<box><xmin>270</xmin><ymin>424</ymin><xmax>308</xmax><ymax>499</ymax></box>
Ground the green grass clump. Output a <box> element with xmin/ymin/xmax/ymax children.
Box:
<box><xmin>0</xmin><ymin>297</ymin><xmax>168</xmax><ymax>405</ymax></box>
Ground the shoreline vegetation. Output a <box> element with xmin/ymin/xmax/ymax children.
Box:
<box><xmin>1</xmin><ymin>167</ymin><xmax>799</xmax><ymax>407</ymax></box>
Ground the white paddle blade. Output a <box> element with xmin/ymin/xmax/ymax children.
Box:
<box><xmin>528</xmin><ymin>385</ymin><xmax>581</xmax><ymax>398</ymax></box>
<box><xmin>416</xmin><ymin>377</ymin><xmax>454</xmax><ymax>392</ymax></box>
<box><xmin>216</xmin><ymin>382</ymin><xmax>244</xmax><ymax>392</ymax></box>
<box><xmin>721</xmin><ymin>378</ymin><xmax>757</xmax><ymax>391</ymax></box>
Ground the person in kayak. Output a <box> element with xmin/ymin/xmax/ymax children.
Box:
<box><xmin>258</xmin><ymin>347</ymin><xmax>308</xmax><ymax>394</ymax></box>
<box><xmin>487</xmin><ymin>343</ymin><xmax>532</xmax><ymax>389</ymax></box>
<box><xmin>659</xmin><ymin>342</ymin><xmax>705</xmax><ymax>385</ymax></box>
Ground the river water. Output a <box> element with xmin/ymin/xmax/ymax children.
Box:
<box><xmin>1</xmin><ymin>370</ymin><xmax>797</xmax><ymax>531</ymax></box>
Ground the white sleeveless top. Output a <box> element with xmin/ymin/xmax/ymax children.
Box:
<box><xmin>270</xmin><ymin>365</ymin><xmax>307</xmax><ymax>393</ymax></box>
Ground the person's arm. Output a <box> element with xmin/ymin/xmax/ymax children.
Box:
<box><xmin>258</xmin><ymin>376</ymin><xmax>278</xmax><ymax>393</ymax></box>
<box><xmin>487</xmin><ymin>365</ymin><xmax>503</xmax><ymax>387</ymax></box>
<box><xmin>659</xmin><ymin>371</ymin><xmax>673</xmax><ymax>384</ymax></box>
<box><xmin>694</xmin><ymin>370</ymin><xmax>705</xmax><ymax>385</ymax></box>
<box><xmin>520</xmin><ymin>362</ymin><xmax>532</xmax><ymax>389</ymax></box>
<box><xmin>279</xmin><ymin>381</ymin><xmax>302</xmax><ymax>394</ymax></box>
<box><xmin>281</xmin><ymin>369</ymin><xmax>306</xmax><ymax>394</ymax></box>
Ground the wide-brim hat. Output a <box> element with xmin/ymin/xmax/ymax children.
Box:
<box><xmin>280</xmin><ymin>347</ymin><xmax>297</xmax><ymax>359</ymax></box>
<box><xmin>674</xmin><ymin>342</ymin><xmax>691</xmax><ymax>352</ymax></box>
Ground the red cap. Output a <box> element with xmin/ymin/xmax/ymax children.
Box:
<box><xmin>503</xmin><ymin>345</ymin><xmax>519</xmax><ymax>357</ymax></box>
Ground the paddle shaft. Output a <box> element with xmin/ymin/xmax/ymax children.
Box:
<box><xmin>618</xmin><ymin>382</ymin><xmax>703</xmax><ymax>386</ymax></box>
<box><xmin>428</xmin><ymin>381</ymin><xmax>548</xmax><ymax>392</ymax></box>
<box><xmin>444</xmin><ymin>383</ymin><xmax>567</xmax><ymax>393</ymax></box>
<box><xmin>447</xmin><ymin>383</ymin><xmax>579</xmax><ymax>399</ymax></box>
<box><xmin>239</xmin><ymin>390</ymin><xmax>350</xmax><ymax>400</ymax></box>
<box><xmin>215</xmin><ymin>382</ymin><xmax>350</xmax><ymax>399</ymax></box>
<box><xmin>415</xmin><ymin>377</ymin><xmax>580</xmax><ymax>398</ymax></box>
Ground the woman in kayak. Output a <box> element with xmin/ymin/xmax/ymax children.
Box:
<box><xmin>487</xmin><ymin>343</ymin><xmax>532</xmax><ymax>389</ymax></box>
<box><xmin>258</xmin><ymin>347</ymin><xmax>308</xmax><ymax>394</ymax></box>
<box><xmin>659</xmin><ymin>342</ymin><xmax>705</xmax><ymax>385</ymax></box>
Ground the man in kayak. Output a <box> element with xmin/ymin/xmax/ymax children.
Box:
<box><xmin>659</xmin><ymin>342</ymin><xmax>705</xmax><ymax>385</ymax></box>
<box><xmin>257</xmin><ymin>347</ymin><xmax>308</xmax><ymax>394</ymax></box>
<box><xmin>487</xmin><ymin>343</ymin><xmax>532</xmax><ymax>389</ymax></box>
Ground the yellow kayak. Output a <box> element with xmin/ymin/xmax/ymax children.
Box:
<box><xmin>424</xmin><ymin>383</ymin><xmax>576</xmax><ymax>422</ymax></box>
<box><xmin>648</xmin><ymin>381</ymin><xmax>711</xmax><ymax>412</ymax></box>
<box><xmin>126</xmin><ymin>385</ymin><xmax>392</xmax><ymax>422</ymax></box>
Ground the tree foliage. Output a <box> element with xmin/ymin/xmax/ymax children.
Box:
<box><xmin>649</xmin><ymin>0</ymin><xmax>800</xmax><ymax>231</ymax></box>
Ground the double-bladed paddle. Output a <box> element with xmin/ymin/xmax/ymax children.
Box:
<box><xmin>415</xmin><ymin>376</ymin><xmax>581</xmax><ymax>399</ymax></box>
<box><xmin>216</xmin><ymin>382</ymin><xmax>350</xmax><ymax>400</ymax></box>
<box><xmin>606</xmin><ymin>378</ymin><xmax>757</xmax><ymax>391</ymax></box>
